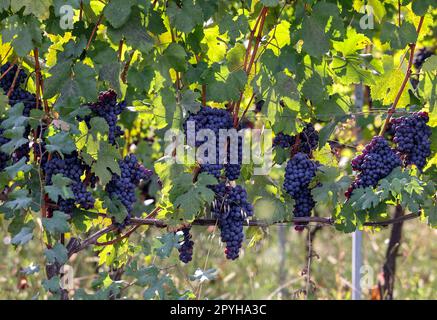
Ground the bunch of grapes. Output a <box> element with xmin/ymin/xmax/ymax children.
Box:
<box><xmin>106</xmin><ymin>155</ymin><xmax>153</xmax><ymax>217</ymax></box>
<box><xmin>346</xmin><ymin>136</ymin><xmax>401</xmax><ymax>198</ymax></box>
<box><xmin>210</xmin><ymin>183</ymin><xmax>253</xmax><ymax>260</ymax></box>
<box><xmin>177</xmin><ymin>227</ymin><xmax>194</xmax><ymax>263</ymax></box>
<box><xmin>273</xmin><ymin>132</ymin><xmax>295</xmax><ymax>148</ymax></box>
<box><xmin>82</xmin><ymin>90</ymin><xmax>127</xmax><ymax>145</ymax></box>
<box><xmin>224</xmin><ymin>134</ymin><xmax>243</xmax><ymax>181</ymax></box>
<box><xmin>389</xmin><ymin>112</ymin><xmax>431</xmax><ymax>171</ymax></box>
<box><xmin>0</xmin><ymin>63</ymin><xmax>26</xmax><ymax>93</ymax></box>
<box><xmin>43</xmin><ymin>152</ymin><xmax>95</xmax><ymax>214</ymax></box>
<box><xmin>283</xmin><ymin>152</ymin><xmax>320</xmax><ymax>230</ymax></box>
<box><xmin>299</xmin><ymin>123</ymin><xmax>319</xmax><ymax>154</ymax></box>
<box><xmin>273</xmin><ymin>123</ymin><xmax>319</xmax><ymax>154</ymax></box>
<box><xmin>0</xmin><ymin>63</ymin><xmax>40</xmax><ymax>163</ymax></box>
<box><xmin>183</xmin><ymin>106</ymin><xmax>234</xmax><ymax>178</ymax></box>
<box><xmin>413</xmin><ymin>47</ymin><xmax>434</xmax><ymax>70</ymax></box>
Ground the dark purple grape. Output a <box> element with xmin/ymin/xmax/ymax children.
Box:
<box><xmin>106</xmin><ymin>154</ymin><xmax>153</xmax><ymax>216</ymax></box>
<box><xmin>346</xmin><ymin>136</ymin><xmax>401</xmax><ymax>198</ymax></box>
<box><xmin>389</xmin><ymin>112</ymin><xmax>431</xmax><ymax>171</ymax></box>
<box><xmin>210</xmin><ymin>183</ymin><xmax>253</xmax><ymax>260</ymax></box>
<box><xmin>413</xmin><ymin>47</ymin><xmax>434</xmax><ymax>70</ymax></box>
<box><xmin>177</xmin><ymin>227</ymin><xmax>194</xmax><ymax>263</ymax></box>
<box><xmin>81</xmin><ymin>90</ymin><xmax>127</xmax><ymax>145</ymax></box>
<box><xmin>183</xmin><ymin>106</ymin><xmax>233</xmax><ymax>178</ymax></box>
<box><xmin>283</xmin><ymin>152</ymin><xmax>320</xmax><ymax>229</ymax></box>
<box><xmin>0</xmin><ymin>63</ymin><xmax>26</xmax><ymax>93</ymax></box>
<box><xmin>43</xmin><ymin>152</ymin><xmax>95</xmax><ymax>214</ymax></box>
<box><xmin>273</xmin><ymin>132</ymin><xmax>295</xmax><ymax>148</ymax></box>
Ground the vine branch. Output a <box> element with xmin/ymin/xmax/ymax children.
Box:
<box><xmin>379</xmin><ymin>16</ymin><xmax>424</xmax><ymax>135</ymax></box>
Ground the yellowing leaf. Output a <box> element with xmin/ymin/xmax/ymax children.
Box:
<box><xmin>202</xmin><ymin>26</ymin><xmax>227</xmax><ymax>63</ymax></box>
<box><xmin>370</xmin><ymin>69</ymin><xmax>410</xmax><ymax>107</ymax></box>
<box><xmin>332</xmin><ymin>27</ymin><xmax>371</xmax><ymax>56</ymax></box>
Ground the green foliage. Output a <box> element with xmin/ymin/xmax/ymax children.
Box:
<box><xmin>0</xmin><ymin>0</ymin><xmax>435</xmax><ymax>300</ymax></box>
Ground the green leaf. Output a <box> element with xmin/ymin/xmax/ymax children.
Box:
<box><xmin>260</xmin><ymin>0</ymin><xmax>279</xmax><ymax>6</ymax></box>
<box><xmin>154</xmin><ymin>232</ymin><xmax>180</xmax><ymax>259</ymax></box>
<box><xmin>4</xmin><ymin>189</ymin><xmax>32</xmax><ymax>211</ymax></box>
<box><xmin>380</xmin><ymin>22</ymin><xmax>417</xmax><ymax>50</ymax></box>
<box><xmin>43</xmin><ymin>276</ymin><xmax>61</xmax><ymax>293</ymax></box>
<box><xmin>167</xmin><ymin>0</ymin><xmax>204</xmax><ymax>33</ymax></box>
<box><xmin>42</xmin><ymin>211</ymin><xmax>70</xmax><ymax>234</ymax></box>
<box><xmin>11</xmin><ymin>227</ymin><xmax>33</xmax><ymax>246</ymax></box>
<box><xmin>301</xmin><ymin>15</ymin><xmax>330</xmax><ymax>58</ymax></box>
<box><xmin>412</xmin><ymin>0</ymin><xmax>434</xmax><ymax>15</ymax></box>
<box><xmin>103</xmin><ymin>196</ymin><xmax>128</xmax><ymax>223</ymax></box>
<box><xmin>103</xmin><ymin>0</ymin><xmax>136</xmax><ymax>28</ymax></box>
<box><xmin>0</xmin><ymin>15</ymin><xmax>42</xmax><ymax>56</ymax></box>
<box><xmin>91</xmin><ymin>142</ymin><xmax>121</xmax><ymax>185</ymax></box>
<box><xmin>46</xmin><ymin>131</ymin><xmax>77</xmax><ymax>154</ymax></box>
<box><xmin>44</xmin><ymin>174</ymin><xmax>74</xmax><ymax>203</ymax></box>
<box><xmin>11</xmin><ymin>0</ymin><xmax>53</xmax><ymax>19</ymax></box>
<box><xmin>162</xmin><ymin>43</ymin><xmax>187</xmax><ymax>72</ymax></box>
<box><xmin>107</xmin><ymin>8</ymin><xmax>154</xmax><ymax>54</ymax></box>
<box><xmin>4</xmin><ymin>157</ymin><xmax>32</xmax><ymax>179</ymax></box>
<box><xmin>45</xmin><ymin>243</ymin><xmax>68</xmax><ymax>264</ymax></box>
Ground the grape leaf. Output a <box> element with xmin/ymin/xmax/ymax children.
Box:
<box><xmin>11</xmin><ymin>226</ymin><xmax>33</xmax><ymax>246</ymax></box>
<box><xmin>42</xmin><ymin>211</ymin><xmax>70</xmax><ymax>234</ymax></box>
<box><xmin>44</xmin><ymin>174</ymin><xmax>74</xmax><ymax>203</ymax></box>
<box><xmin>11</xmin><ymin>0</ymin><xmax>53</xmax><ymax>19</ymax></box>
<box><xmin>301</xmin><ymin>15</ymin><xmax>330</xmax><ymax>58</ymax></box>
<box><xmin>92</xmin><ymin>142</ymin><xmax>121</xmax><ymax>185</ymax></box>
<box><xmin>45</xmin><ymin>243</ymin><xmax>68</xmax><ymax>264</ymax></box>
<box><xmin>103</xmin><ymin>0</ymin><xmax>136</xmax><ymax>28</ymax></box>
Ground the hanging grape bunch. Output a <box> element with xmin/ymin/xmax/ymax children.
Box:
<box><xmin>211</xmin><ymin>183</ymin><xmax>253</xmax><ymax>260</ymax></box>
<box><xmin>283</xmin><ymin>152</ymin><xmax>320</xmax><ymax>230</ymax></box>
<box><xmin>389</xmin><ymin>111</ymin><xmax>431</xmax><ymax>171</ymax></box>
<box><xmin>43</xmin><ymin>151</ymin><xmax>95</xmax><ymax>214</ymax></box>
<box><xmin>0</xmin><ymin>63</ymin><xmax>40</xmax><ymax>162</ymax></box>
<box><xmin>346</xmin><ymin>136</ymin><xmax>402</xmax><ymax>198</ymax></box>
<box><xmin>183</xmin><ymin>106</ymin><xmax>234</xmax><ymax>178</ymax></box>
<box><xmin>177</xmin><ymin>227</ymin><xmax>194</xmax><ymax>264</ymax></box>
<box><xmin>81</xmin><ymin>90</ymin><xmax>127</xmax><ymax>145</ymax></box>
<box><xmin>273</xmin><ymin>123</ymin><xmax>319</xmax><ymax>155</ymax></box>
<box><xmin>106</xmin><ymin>154</ymin><xmax>153</xmax><ymax>221</ymax></box>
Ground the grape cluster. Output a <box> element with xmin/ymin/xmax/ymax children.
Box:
<box><xmin>106</xmin><ymin>155</ymin><xmax>153</xmax><ymax>216</ymax></box>
<box><xmin>273</xmin><ymin>132</ymin><xmax>295</xmax><ymax>148</ymax></box>
<box><xmin>43</xmin><ymin>152</ymin><xmax>95</xmax><ymax>214</ymax></box>
<box><xmin>346</xmin><ymin>136</ymin><xmax>401</xmax><ymax>198</ymax></box>
<box><xmin>283</xmin><ymin>152</ymin><xmax>319</xmax><ymax>230</ymax></box>
<box><xmin>389</xmin><ymin>112</ymin><xmax>431</xmax><ymax>171</ymax></box>
<box><xmin>0</xmin><ymin>63</ymin><xmax>26</xmax><ymax>92</ymax></box>
<box><xmin>273</xmin><ymin>123</ymin><xmax>319</xmax><ymax>154</ymax></box>
<box><xmin>82</xmin><ymin>90</ymin><xmax>126</xmax><ymax>144</ymax></box>
<box><xmin>183</xmin><ymin>106</ymin><xmax>234</xmax><ymax>178</ymax></box>
<box><xmin>413</xmin><ymin>47</ymin><xmax>434</xmax><ymax>70</ymax></box>
<box><xmin>299</xmin><ymin>123</ymin><xmax>319</xmax><ymax>154</ymax></box>
<box><xmin>0</xmin><ymin>63</ymin><xmax>39</xmax><ymax>163</ymax></box>
<box><xmin>211</xmin><ymin>183</ymin><xmax>253</xmax><ymax>260</ymax></box>
<box><xmin>224</xmin><ymin>134</ymin><xmax>243</xmax><ymax>181</ymax></box>
<box><xmin>177</xmin><ymin>227</ymin><xmax>194</xmax><ymax>264</ymax></box>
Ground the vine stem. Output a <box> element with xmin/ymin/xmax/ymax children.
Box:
<box><xmin>233</xmin><ymin>7</ymin><xmax>268</xmax><ymax>127</ymax></box>
<box><xmin>85</xmin><ymin>13</ymin><xmax>103</xmax><ymax>51</ymax></box>
<box><xmin>67</xmin><ymin>213</ymin><xmax>419</xmax><ymax>256</ymax></box>
<box><xmin>79</xmin><ymin>1</ymin><xmax>83</xmax><ymax>21</ymax></box>
<box><xmin>6</xmin><ymin>65</ymin><xmax>21</xmax><ymax>97</ymax></box>
<box><xmin>0</xmin><ymin>58</ymin><xmax>17</xmax><ymax>81</ymax></box>
<box><xmin>379</xmin><ymin>16</ymin><xmax>424</xmax><ymax>136</ymax></box>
